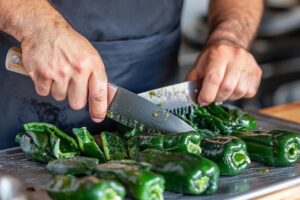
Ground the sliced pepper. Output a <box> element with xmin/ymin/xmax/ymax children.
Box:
<box><xmin>235</xmin><ymin>130</ymin><xmax>300</xmax><ymax>166</ymax></box>
<box><xmin>101</xmin><ymin>131</ymin><xmax>128</xmax><ymax>160</ymax></box>
<box><xmin>17</xmin><ymin>132</ymin><xmax>54</xmax><ymax>163</ymax></box>
<box><xmin>136</xmin><ymin>149</ymin><xmax>220</xmax><ymax>195</ymax></box>
<box><xmin>73</xmin><ymin>127</ymin><xmax>106</xmax><ymax>163</ymax></box>
<box><xmin>201</xmin><ymin>136</ymin><xmax>250</xmax><ymax>176</ymax></box>
<box><xmin>177</xmin><ymin>103</ymin><xmax>256</xmax><ymax>135</ymax></box>
<box><xmin>46</xmin><ymin>175</ymin><xmax>126</xmax><ymax>200</ymax></box>
<box><xmin>24</xmin><ymin>122</ymin><xmax>79</xmax><ymax>158</ymax></box>
<box><xmin>47</xmin><ymin>156</ymin><xmax>99</xmax><ymax>176</ymax></box>
<box><xmin>95</xmin><ymin>160</ymin><xmax>165</xmax><ymax>200</ymax></box>
<box><xmin>127</xmin><ymin>131</ymin><xmax>201</xmax><ymax>159</ymax></box>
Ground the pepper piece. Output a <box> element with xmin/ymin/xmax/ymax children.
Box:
<box><xmin>17</xmin><ymin>132</ymin><xmax>54</xmax><ymax>163</ymax></box>
<box><xmin>201</xmin><ymin>136</ymin><xmax>250</xmax><ymax>176</ymax></box>
<box><xmin>24</xmin><ymin>122</ymin><xmax>79</xmax><ymax>159</ymax></box>
<box><xmin>235</xmin><ymin>130</ymin><xmax>300</xmax><ymax>166</ymax></box>
<box><xmin>46</xmin><ymin>175</ymin><xmax>126</xmax><ymax>200</ymax></box>
<box><xmin>47</xmin><ymin>156</ymin><xmax>99</xmax><ymax>176</ymax></box>
<box><xmin>73</xmin><ymin>127</ymin><xmax>106</xmax><ymax>163</ymax></box>
<box><xmin>177</xmin><ymin>103</ymin><xmax>256</xmax><ymax>135</ymax></box>
<box><xmin>94</xmin><ymin>160</ymin><xmax>165</xmax><ymax>200</ymax></box>
<box><xmin>101</xmin><ymin>131</ymin><xmax>128</xmax><ymax>160</ymax></box>
<box><xmin>127</xmin><ymin>132</ymin><xmax>201</xmax><ymax>159</ymax></box>
<box><xmin>136</xmin><ymin>149</ymin><xmax>219</xmax><ymax>195</ymax></box>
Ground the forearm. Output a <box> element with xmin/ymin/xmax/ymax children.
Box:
<box><xmin>206</xmin><ymin>0</ymin><xmax>264</xmax><ymax>49</ymax></box>
<box><xmin>0</xmin><ymin>0</ymin><xmax>70</xmax><ymax>42</ymax></box>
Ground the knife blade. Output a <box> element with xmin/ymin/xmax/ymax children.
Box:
<box><xmin>139</xmin><ymin>80</ymin><xmax>200</xmax><ymax>115</ymax></box>
<box><xmin>5</xmin><ymin>47</ymin><xmax>196</xmax><ymax>133</ymax></box>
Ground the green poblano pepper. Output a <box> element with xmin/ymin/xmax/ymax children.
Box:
<box><xmin>178</xmin><ymin>103</ymin><xmax>256</xmax><ymax>135</ymax></box>
<box><xmin>94</xmin><ymin>160</ymin><xmax>165</xmax><ymax>200</ymax></box>
<box><xmin>73</xmin><ymin>127</ymin><xmax>106</xmax><ymax>163</ymax></box>
<box><xmin>16</xmin><ymin>132</ymin><xmax>54</xmax><ymax>163</ymax></box>
<box><xmin>47</xmin><ymin>156</ymin><xmax>99</xmax><ymax>176</ymax></box>
<box><xmin>201</xmin><ymin>136</ymin><xmax>250</xmax><ymax>176</ymax></box>
<box><xmin>127</xmin><ymin>131</ymin><xmax>201</xmax><ymax>159</ymax></box>
<box><xmin>101</xmin><ymin>131</ymin><xmax>128</xmax><ymax>160</ymax></box>
<box><xmin>136</xmin><ymin>149</ymin><xmax>220</xmax><ymax>195</ymax></box>
<box><xmin>235</xmin><ymin>130</ymin><xmax>300</xmax><ymax>166</ymax></box>
<box><xmin>46</xmin><ymin>175</ymin><xmax>126</xmax><ymax>200</ymax></box>
<box><xmin>24</xmin><ymin>122</ymin><xmax>79</xmax><ymax>159</ymax></box>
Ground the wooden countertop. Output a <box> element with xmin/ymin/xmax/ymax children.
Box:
<box><xmin>258</xmin><ymin>101</ymin><xmax>300</xmax><ymax>200</ymax></box>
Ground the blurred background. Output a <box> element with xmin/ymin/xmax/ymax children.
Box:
<box><xmin>179</xmin><ymin>0</ymin><xmax>300</xmax><ymax>110</ymax></box>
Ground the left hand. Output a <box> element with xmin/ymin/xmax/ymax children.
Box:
<box><xmin>187</xmin><ymin>42</ymin><xmax>262</xmax><ymax>105</ymax></box>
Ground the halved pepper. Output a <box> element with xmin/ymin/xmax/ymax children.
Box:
<box><xmin>24</xmin><ymin>122</ymin><xmax>79</xmax><ymax>159</ymax></box>
<box><xmin>235</xmin><ymin>130</ymin><xmax>300</xmax><ymax>166</ymax></box>
<box><xmin>136</xmin><ymin>149</ymin><xmax>220</xmax><ymax>195</ymax></box>
<box><xmin>94</xmin><ymin>160</ymin><xmax>165</xmax><ymax>200</ymax></box>
<box><xmin>127</xmin><ymin>131</ymin><xmax>201</xmax><ymax>159</ymax></box>
<box><xmin>201</xmin><ymin>136</ymin><xmax>250</xmax><ymax>176</ymax></box>
<box><xmin>101</xmin><ymin>131</ymin><xmax>128</xmax><ymax>160</ymax></box>
<box><xmin>47</xmin><ymin>156</ymin><xmax>99</xmax><ymax>176</ymax></box>
<box><xmin>16</xmin><ymin>131</ymin><xmax>54</xmax><ymax>163</ymax></box>
<box><xmin>73</xmin><ymin>127</ymin><xmax>106</xmax><ymax>163</ymax></box>
<box><xmin>46</xmin><ymin>175</ymin><xmax>126</xmax><ymax>200</ymax></box>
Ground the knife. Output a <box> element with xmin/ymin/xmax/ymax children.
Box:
<box><xmin>139</xmin><ymin>80</ymin><xmax>200</xmax><ymax>115</ymax></box>
<box><xmin>5</xmin><ymin>47</ymin><xmax>195</xmax><ymax>133</ymax></box>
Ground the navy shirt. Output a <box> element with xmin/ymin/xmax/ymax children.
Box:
<box><xmin>0</xmin><ymin>0</ymin><xmax>183</xmax><ymax>149</ymax></box>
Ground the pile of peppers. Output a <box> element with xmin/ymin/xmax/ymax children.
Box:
<box><xmin>15</xmin><ymin>103</ymin><xmax>300</xmax><ymax>200</ymax></box>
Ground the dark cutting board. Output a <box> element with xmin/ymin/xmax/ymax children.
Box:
<box><xmin>1</xmin><ymin>112</ymin><xmax>300</xmax><ymax>200</ymax></box>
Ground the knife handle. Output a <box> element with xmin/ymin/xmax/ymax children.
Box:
<box><xmin>5</xmin><ymin>47</ymin><xmax>117</xmax><ymax>104</ymax></box>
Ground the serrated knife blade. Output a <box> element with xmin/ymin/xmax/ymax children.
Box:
<box><xmin>5</xmin><ymin>47</ymin><xmax>196</xmax><ymax>134</ymax></box>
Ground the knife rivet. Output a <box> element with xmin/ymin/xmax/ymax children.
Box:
<box><xmin>12</xmin><ymin>55</ymin><xmax>20</xmax><ymax>64</ymax></box>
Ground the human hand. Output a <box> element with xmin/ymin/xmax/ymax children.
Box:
<box><xmin>187</xmin><ymin>42</ymin><xmax>262</xmax><ymax>105</ymax></box>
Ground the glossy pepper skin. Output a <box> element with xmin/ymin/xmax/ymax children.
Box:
<box><xmin>15</xmin><ymin>131</ymin><xmax>54</xmax><ymax>162</ymax></box>
<box><xmin>95</xmin><ymin>160</ymin><xmax>165</xmax><ymax>200</ymax></box>
<box><xmin>73</xmin><ymin>127</ymin><xmax>106</xmax><ymax>163</ymax></box>
<box><xmin>127</xmin><ymin>131</ymin><xmax>201</xmax><ymax>159</ymax></box>
<box><xmin>24</xmin><ymin>122</ymin><xmax>79</xmax><ymax>159</ymax></box>
<box><xmin>178</xmin><ymin>103</ymin><xmax>256</xmax><ymax>135</ymax></box>
<box><xmin>47</xmin><ymin>156</ymin><xmax>99</xmax><ymax>176</ymax></box>
<box><xmin>101</xmin><ymin>131</ymin><xmax>128</xmax><ymax>160</ymax></box>
<box><xmin>201</xmin><ymin>136</ymin><xmax>250</xmax><ymax>176</ymax></box>
<box><xmin>46</xmin><ymin>175</ymin><xmax>126</xmax><ymax>200</ymax></box>
<box><xmin>136</xmin><ymin>149</ymin><xmax>220</xmax><ymax>195</ymax></box>
<box><xmin>235</xmin><ymin>130</ymin><xmax>300</xmax><ymax>166</ymax></box>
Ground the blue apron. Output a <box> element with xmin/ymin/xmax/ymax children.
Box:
<box><xmin>0</xmin><ymin>0</ymin><xmax>183</xmax><ymax>149</ymax></box>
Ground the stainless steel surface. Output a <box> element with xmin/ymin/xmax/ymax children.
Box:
<box><xmin>108</xmin><ymin>86</ymin><xmax>195</xmax><ymax>133</ymax></box>
<box><xmin>139</xmin><ymin>80</ymin><xmax>200</xmax><ymax>114</ymax></box>
<box><xmin>0</xmin><ymin>176</ymin><xmax>27</xmax><ymax>200</ymax></box>
<box><xmin>1</xmin><ymin>112</ymin><xmax>300</xmax><ymax>200</ymax></box>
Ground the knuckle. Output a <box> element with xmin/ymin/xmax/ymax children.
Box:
<box><xmin>220</xmin><ymin>82</ymin><xmax>234</xmax><ymax>93</ymax></box>
<box><xmin>58</xmin><ymin>67</ymin><xmax>69</xmax><ymax>78</ymax></box>
<box><xmin>91</xmin><ymin>90</ymin><xmax>107</xmax><ymax>102</ymax></box>
<box><xmin>234</xmin><ymin>87</ymin><xmax>245</xmax><ymax>97</ymax></box>
<box><xmin>207</xmin><ymin>72</ymin><xmax>222</xmax><ymax>85</ymax></box>
<box><xmin>37</xmin><ymin>67</ymin><xmax>52</xmax><ymax>80</ymax></box>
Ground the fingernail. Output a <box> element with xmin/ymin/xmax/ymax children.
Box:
<box><xmin>92</xmin><ymin>118</ymin><xmax>104</xmax><ymax>123</ymax></box>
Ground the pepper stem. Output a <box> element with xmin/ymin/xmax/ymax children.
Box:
<box><xmin>103</xmin><ymin>188</ymin><xmax>122</xmax><ymax>200</ymax></box>
<box><xmin>193</xmin><ymin>176</ymin><xmax>210</xmax><ymax>193</ymax></box>
<box><xmin>287</xmin><ymin>143</ymin><xmax>300</xmax><ymax>160</ymax></box>
<box><xmin>187</xmin><ymin>141</ymin><xmax>202</xmax><ymax>154</ymax></box>
<box><xmin>149</xmin><ymin>185</ymin><xmax>164</xmax><ymax>200</ymax></box>
<box><xmin>233</xmin><ymin>150</ymin><xmax>251</xmax><ymax>166</ymax></box>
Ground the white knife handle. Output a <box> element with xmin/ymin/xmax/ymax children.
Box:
<box><xmin>5</xmin><ymin>47</ymin><xmax>117</xmax><ymax>104</ymax></box>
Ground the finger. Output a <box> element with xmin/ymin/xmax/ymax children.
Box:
<box><xmin>245</xmin><ymin>70</ymin><xmax>262</xmax><ymax>98</ymax></box>
<box><xmin>68</xmin><ymin>77</ymin><xmax>89</xmax><ymax>110</ymax></box>
<box><xmin>215</xmin><ymin>64</ymin><xmax>242</xmax><ymax>102</ymax></box>
<box><xmin>51</xmin><ymin>67</ymin><xmax>71</xmax><ymax>101</ymax></box>
<box><xmin>29</xmin><ymin>70</ymin><xmax>52</xmax><ymax>96</ymax></box>
<box><xmin>197</xmin><ymin>60</ymin><xmax>227</xmax><ymax>105</ymax></box>
<box><xmin>229</xmin><ymin>72</ymin><xmax>250</xmax><ymax>101</ymax></box>
<box><xmin>186</xmin><ymin>66</ymin><xmax>203</xmax><ymax>81</ymax></box>
<box><xmin>88</xmin><ymin>71</ymin><xmax>108</xmax><ymax>123</ymax></box>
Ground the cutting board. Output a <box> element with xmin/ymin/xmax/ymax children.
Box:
<box><xmin>1</xmin><ymin>112</ymin><xmax>300</xmax><ymax>200</ymax></box>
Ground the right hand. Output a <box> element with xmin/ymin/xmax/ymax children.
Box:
<box><xmin>21</xmin><ymin>25</ymin><xmax>108</xmax><ymax>123</ymax></box>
